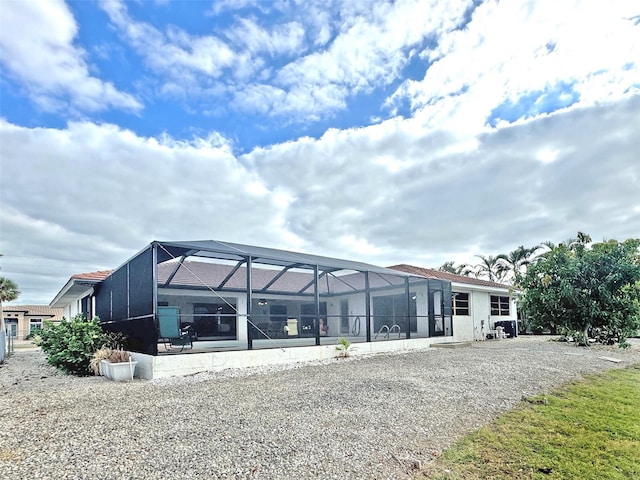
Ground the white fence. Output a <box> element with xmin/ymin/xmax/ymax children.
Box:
<box><xmin>0</xmin><ymin>330</ymin><xmax>14</xmax><ymax>363</ymax></box>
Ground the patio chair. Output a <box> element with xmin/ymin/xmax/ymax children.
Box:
<box><xmin>158</xmin><ymin>307</ymin><xmax>192</xmax><ymax>352</ymax></box>
<box><xmin>284</xmin><ymin>318</ymin><xmax>299</xmax><ymax>337</ymax></box>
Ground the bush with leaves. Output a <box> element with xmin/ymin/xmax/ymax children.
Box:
<box><xmin>24</xmin><ymin>326</ymin><xmax>42</xmax><ymax>341</ymax></box>
<box><xmin>520</xmin><ymin>234</ymin><xmax>640</xmax><ymax>348</ymax></box>
<box><xmin>38</xmin><ymin>314</ymin><xmax>106</xmax><ymax>375</ymax></box>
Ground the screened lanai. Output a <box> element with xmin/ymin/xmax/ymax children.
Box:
<box><xmin>95</xmin><ymin>240</ymin><xmax>453</xmax><ymax>355</ymax></box>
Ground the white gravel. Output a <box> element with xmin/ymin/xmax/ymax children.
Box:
<box><xmin>1</xmin><ymin>337</ymin><xmax>639</xmax><ymax>479</ymax></box>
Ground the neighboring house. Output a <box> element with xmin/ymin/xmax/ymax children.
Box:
<box><xmin>49</xmin><ymin>270</ymin><xmax>113</xmax><ymax>320</ymax></box>
<box><xmin>50</xmin><ymin>240</ymin><xmax>457</xmax><ymax>357</ymax></box>
<box><xmin>2</xmin><ymin>305</ymin><xmax>64</xmax><ymax>339</ymax></box>
<box><xmin>389</xmin><ymin>264</ymin><xmax>517</xmax><ymax>341</ymax></box>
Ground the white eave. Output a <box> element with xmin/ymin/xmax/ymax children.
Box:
<box><xmin>49</xmin><ymin>279</ymin><xmax>99</xmax><ymax>308</ymax></box>
<box><xmin>450</xmin><ymin>280</ymin><xmax>513</xmax><ymax>294</ymax></box>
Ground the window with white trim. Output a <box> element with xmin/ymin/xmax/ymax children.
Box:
<box><xmin>29</xmin><ymin>319</ymin><xmax>43</xmax><ymax>333</ymax></box>
<box><xmin>452</xmin><ymin>292</ymin><xmax>470</xmax><ymax>316</ymax></box>
<box><xmin>490</xmin><ymin>295</ymin><xmax>510</xmax><ymax>316</ymax></box>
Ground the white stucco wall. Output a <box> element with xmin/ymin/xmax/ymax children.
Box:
<box><xmin>452</xmin><ymin>314</ymin><xmax>474</xmax><ymax>342</ymax></box>
<box><xmin>472</xmin><ymin>290</ymin><xmax>491</xmax><ymax>340</ymax></box>
<box><xmin>450</xmin><ymin>284</ymin><xmax>516</xmax><ymax>341</ymax></box>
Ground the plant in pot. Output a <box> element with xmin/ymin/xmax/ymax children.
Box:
<box><xmin>90</xmin><ymin>347</ymin><xmax>137</xmax><ymax>381</ymax></box>
<box><xmin>90</xmin><ymin>347</ymin><xmax>112</xmax><ymax>376</ymax></box>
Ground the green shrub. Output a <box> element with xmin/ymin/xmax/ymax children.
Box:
<box><xmin>38</xmin><ymin>314</ymin><xmax>106</xmax><ymax>375</ymax></box>
<box><xmin>24</xmin><ymin>327</ymin><xmax>42</xmax><ymax>340</ymax></box>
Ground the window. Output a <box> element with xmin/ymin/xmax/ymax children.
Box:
<box><xmin>193</xmin><ymin>303</ymin><xmax>237</xmax><ymax>339</ymax></box>
<box><xmin>29</xmin><ymin>319</ymin><xmax>43</xmax><ymax>333</ymax></box>
<box><xmin>490</xmin><ymin>295</ymin><xmax>510</xmax><ymax>316</ymax></box>
<box><xmin>6</xmin><ymin>319</ymin><xmax>18</xmax><ymax>337</ymax></box>
<box><xmin>372</xmin><ymin>294</ymin><xmax>417</xmax><ymax>333</ymax></box>
<box><xmin>452</xmin><ymin>292</ymin><xmax>470</xmax><ymax>316</ymax></box>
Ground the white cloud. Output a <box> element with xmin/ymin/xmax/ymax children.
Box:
<box><xmin>271</xmin><ymin>0</ymin><xmax>471</xmax><ymax>118</ymax></box>
<box><xmin>536</xmin><ymin>148</ymin><xmax>560</xmax><ymax>164</ymax></box>
<box><xmin>0</xmin><ymin>118</ymin><xmax>296</xmax><ymax>302</ymax></box>
<box><xmin>99</xmin><ymin>0</ymin><xmax>245</xmax><ymax>80</ymax></box>
<box><xmin>242</xmin><ymin>94</ymin><xmax>640</xmax><ymax>262</ymax></box>
<box><xmin>0</xmin><ymin>0</ymin><xmax>141</xmax><ymax>114</ymax></box>
<box><xmin>1</xmin><ymin>1</ymin><xmax>639</xmax><ymax>305</ymax></box>
<box><xmin>209</xmin><ymin>0</ymin><xmax>263</xmax><ymax>16</ymax></box>
<box><xmin>388</xmin><ymin>0</ymin><xmax>640</xmax><ymax>133</ymax></box>
<box><xmin>98</xmin><ymin>0</ymin><xmax>473</xmax><ymax>121</ymax></box>
<box><xmin>224</xmin><ymin>18</ymin><xmax>307</xmax><ymax>57</ymax></box>
<box><xmin>2</xmin><ymin>95</ymin><xmax>639</xmax><ymax>303</ymax></box>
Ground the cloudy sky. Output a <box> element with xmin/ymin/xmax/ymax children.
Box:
<box><xmin>1</xmin><ymin>0</ymin><xmax>639</xmax><ymax>305</ymax></box>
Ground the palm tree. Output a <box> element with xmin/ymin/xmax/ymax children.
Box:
<box><xmin>438</xmin><ymin>261</ymin><xmax>474</xmax><ymax>276</ymax></box>
<box><xmin>540</xmin><ymin>240</ymin><xmax>556</xmax><ymax>251</ymax></box>
<box><xmin>0</xmin><ymin>276</ymin><xmax>20</xmax><ymax>334</ymax></box>
<box><xmin>532</xmin><ymin>240</ymin><xmax>557</xmax><ymax>263</ymax></box>
<box><xmin>474</xmin><ymin>255</ymin><xmax>507</xmax><ymax>282</ymax></box>
<box><xmin>536</xmin><ymin>232</ymin><xmax>592</xmax><ymax>261</ymax></box>
<box><xmin>498</xmin><ymin>245</ymin><xmax>541</xmax><ymax>285</ymax></box>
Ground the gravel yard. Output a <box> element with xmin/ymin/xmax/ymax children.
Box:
<box><xmin>1</xmin><ymin>337</ymin><xmax>639</xmax><ymax>479</ymax></box>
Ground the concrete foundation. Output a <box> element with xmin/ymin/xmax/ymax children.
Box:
<box><xmin>131</xmin><ymin>337</ymin><xmax>453</xmax><ymax>379</ymax></box>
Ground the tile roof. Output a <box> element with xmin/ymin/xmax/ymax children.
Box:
<box><xmin>71</xmin><ymin>270</ymin><xmax>113</xmax><ymax>281</ymax></box>
<box><xmin>3</xmin><ymin>305</ymin><xmax>64</xmax><ymax>320</ymax></box>
<box><xmin>388</xmin><ymin>264</ymin><xmax>511</xmax><ymax>289</ymax></box>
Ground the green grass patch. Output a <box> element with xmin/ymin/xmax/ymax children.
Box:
<box><xmin>422</xmin><ymin>365</ymin><xmax>640</xmax><ymax>479</ymax></box>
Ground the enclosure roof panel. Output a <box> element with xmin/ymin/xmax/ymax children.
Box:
<box><xmin>154</xmin><ymin>240</ymin><xmax>419</xmax><ymax>277</ymax></box>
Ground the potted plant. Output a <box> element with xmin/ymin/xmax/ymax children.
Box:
<box><xmin>89</xmin><ymin>347</ymin><xmax>112</xmax><ymax>376</ymax></box>
<box><xmin>90</xmin><ymin>347</ymin><xmax>137</xmax><ymax>381</ymax></box>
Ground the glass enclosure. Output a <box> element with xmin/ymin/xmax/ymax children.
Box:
<box><xmin>95</xmin><ymin>241</ymin><xmax>452</xmax><ymax>355</ymax></box>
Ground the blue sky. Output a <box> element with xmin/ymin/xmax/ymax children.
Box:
<box><xmin>1</xmin><ymin>0</ymin><xmax>639</xmax><ymax>304</ymax></box>
<box><xmin>2</xmin><ymin>0</ymin><xmax>449</xmax><ymax>152</ymax></box>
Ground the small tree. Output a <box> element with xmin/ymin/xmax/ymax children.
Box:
<box><xmin>0</xmin><ymin>276</ymin><xmax>20</xmax><ymax>334</ymax></box>
<box><xmin>38</xmin><ymin>314</ymin><xmax>106</xmax><ymax>375</ymax></box>
<box><xmin>520</xmin><ymin>235</ymin><xmax>640</xmax><ymax>348</ymax></box>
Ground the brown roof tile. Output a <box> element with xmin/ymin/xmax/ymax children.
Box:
<box><xmin>71</xmin><ymin>270</ymin><xmax>113</xmax><ymax>281</ymax></box>
<box><xmin>3</xmin><ymin>305</ymin><xmax>64</xmax><ymax>320</ymax></box>
<box><xmin>388</xmin><ymin>264</ymin><xmax>511</xmax><ymax>289</ymax></box>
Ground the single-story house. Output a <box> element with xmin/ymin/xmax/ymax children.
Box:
<box><xmin>49</xmin><ymin>240</ymin><xmax>515</xmax><ymax>378</ymax></box>
<box><xmin>2</xmin><ymin>305</ymin><xmax>64</xmax><ymax>339</ymax></box>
